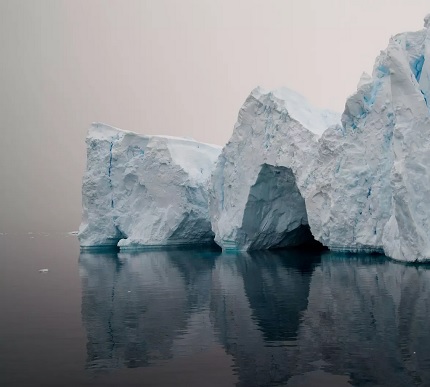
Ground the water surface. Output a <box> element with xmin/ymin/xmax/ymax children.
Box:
<box><xmin>1</xmin><ymin>233</ymin><xmax>430</xmax><ymax>386</ymax></box>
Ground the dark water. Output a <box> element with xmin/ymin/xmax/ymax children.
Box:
<box><xmin>2</xmin><ymin>234</ymin><xmax>430</xmax><ymax>386</ymax></box>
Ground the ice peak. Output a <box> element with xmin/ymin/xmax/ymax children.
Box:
<box><xmin>252</xmin><ymin>86</ymin><xmax>340</xmax><ymax>136</ymax></box>
<box><xmin>424</xmin><ymin>14</ymin><xmax>430</xmax><ymax>28</ymax></box>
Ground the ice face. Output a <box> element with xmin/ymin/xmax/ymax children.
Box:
<box><xmin>78</xmin><ymin>123</ymin><xmax>221</xmax><ymax>249</ymax></box>
<box><xmin>305</xmin><ymin>19</ymin><xmax>430</xmax><ymax>262</ymax></box>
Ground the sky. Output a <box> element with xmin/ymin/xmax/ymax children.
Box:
<box><xmin>0</xmin><ymin>0</ymin><xmax>429</xmax><ymax>233</ymax></box>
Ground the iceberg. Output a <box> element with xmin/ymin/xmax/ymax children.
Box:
<box><xmin>306</xmin><ymin>15</ymin><xmax>430</xmax><ymax>262</ymax></box>
<box><xmin>79</xmin><ymin>14</ymin><xmax>430</xmax><ymax>262</ymax></box>
<box><xmin>209</xmin><ymin>87</ymin><xmax>340</xmax><ymax>251</ymax></box>
<box><xmin>78</xmin><ymin>123</ymin><xmax>221</xmax><ymax>249</ymax></box>
<box><xmin>210</xmin><ymin>14</ymin><xmax>430</xmax><ymax>262</ymax></box>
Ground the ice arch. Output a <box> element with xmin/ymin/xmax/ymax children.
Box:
<box><xmin>209</xmin><ymin>86</ymin><xmax>339</xmax><ymax>252</ymax></box>
<box><xmin>230</xmin><ymin>164</ymin><xmax>316</xmax><ymax>251</ymax></box>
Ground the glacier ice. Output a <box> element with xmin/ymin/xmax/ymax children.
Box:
<box><xmin>305</xmin><ymin>15</ymin><xmax>430</xmax><ymax>261</ymax></box>
<box><xmin>78</xmin><ymin>123</ymin><xmax>221</xmax><ymax>249</ymax></box>
<box><xmin>210</xmin><ymin>14</ymin><xmax>430</xmax><ymax>262</ymax></box>
<box><xmin>209</xmin><ymin>87</ymin><xmax>340</xmax><ymax>251</ymax></box>
<box><xmin>79</xmin><ymin>15</ymin><xmax>430</xmax><ymax>262</ymax></box>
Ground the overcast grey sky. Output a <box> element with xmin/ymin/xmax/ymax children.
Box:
<box><xmin>0</xmin><ymin>0</ymin><xmax>428</xmax><ymax>232</ymax></box>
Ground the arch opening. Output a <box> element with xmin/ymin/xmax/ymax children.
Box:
<box><xmin>241</xmin><ymin>164</ymin><xmax>322</xmax><ymax>251</ymax></box>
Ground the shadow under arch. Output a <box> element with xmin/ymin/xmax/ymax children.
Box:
<box><xmin>240</xmin><ymin>164</ymin><xmax>317</xmax><ymax>250</ymax></box>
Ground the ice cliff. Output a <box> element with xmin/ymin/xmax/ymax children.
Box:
<box><xmin>210</xmin><ymin>15</ymin><xmax>430</xmax><ymax>262</ymax></box>
<box><xmin>78</xmin><ymin>123</ymin><xmax>221</xmax><ymax>249</ymax></box>
<box><xmin>209</xmin><ymin>87</ymin><xmax>340</xmax><ymax>251</ymax></box>
<box><xmin>305</xmin><ymin>15</ymin><xmax>430</xmax><ymax>261</ymax></box>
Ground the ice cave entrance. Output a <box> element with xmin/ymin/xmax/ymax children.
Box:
<box><xmin>241</xmin><ymin>164</ymin><xmax>322</xmax><ymax>251</ymax></box>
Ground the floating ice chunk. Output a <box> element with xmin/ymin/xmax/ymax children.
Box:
<box><xmin>79</xmin><ymin>123</ymin><xmax>221</xmax><ymax>250</ymax></box>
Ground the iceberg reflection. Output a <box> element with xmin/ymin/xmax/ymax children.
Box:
<box><xmin>210</xmin><ymin>250</ymin><xmax>320</xmax><ymax>386</ymax></box>
<box><xmin>79</xmin><ymin>249</ymin><xmax>215</xmax><ymax>369</ymax></box>
<box><xmin>80</xmin><ymin>249</ymin><xmax>430</xmax><ymax>386</ymax></box>
<box><xmin>294</xmin><ymin>254</ymin><xmax>430</xmax><ymax>386</ymax></box>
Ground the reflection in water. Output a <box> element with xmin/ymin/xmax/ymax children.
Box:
<box><xmin>80</xmin><ymin>248</ymin><xmax>430</xmax><ymax>386</ymax></box>
<box><xmin>80</xmin><ymin>249</ymin><xmax>216</xmax><ymax>369</ymax></box>
<box><xmin>295</xmin><ymin>254</ymin><xmax>430</xmax><ymax>386</ymax></box>
<box><xmin>242</xmin><ymin>250</ymin><xmax>321</xmax><ymax>342</ymax></box>
<box><xmin>210</xmin><ymin>250</ymin><xmax>321</xmax><ymax>386</ymax></box>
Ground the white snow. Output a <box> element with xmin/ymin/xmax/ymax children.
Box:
<box><xmin>266</xmin><ymin>87</ymin><xmax>341</xmax><ymax>136</ymax></box>
<box><xmin>78</xmin><ymin>123</ymin><xmax>221</xmax><ymax>250</ymax></box>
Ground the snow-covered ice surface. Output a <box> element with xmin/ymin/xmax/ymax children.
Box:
<box><xmin>306</xmin><ymin>15</ymin><xmax>430</xmax><ymax>262</ymax></box>
<box><xmin>78</xmin><ymin>123</ymin><xmax>221</xmax><ymax>250</ymax></box>
<box><xmin>209</xmin><ymin>87</ymin><xmax>340</xmax><ymax>251</ymax></box>
<box><xmin>270</xmin><ymin>88</ymin><xmax>341</xmax><ymax>136</ymax></box>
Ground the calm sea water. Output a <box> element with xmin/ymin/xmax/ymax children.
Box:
<box><xmin>1</xmin><ymin>233</ymin><xmax>430</xmax><ymax>386</ymax></box>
